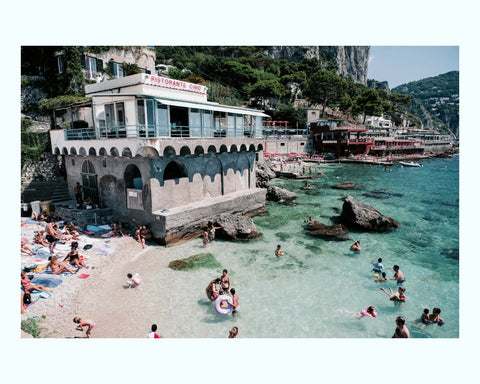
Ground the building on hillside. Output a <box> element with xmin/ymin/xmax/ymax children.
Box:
<box><xmin>365</xmin><ymin>115</ymin><xmax>392</xmax><ymax>128</ymax></box>
<box><xmin>49</xmin><ymin>73</ymin><xmax>269</xmax><ymax>244</ymax></box>
<box><xmin>55</xmin><ymin>47</ymin><xmax>156</xmax><ymax>82</ymax></box>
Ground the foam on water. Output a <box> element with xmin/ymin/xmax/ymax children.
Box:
<box><xmin>148</xmin><ymin>156</ymin><xmax>459</xmax><ymax>338</ymax></box>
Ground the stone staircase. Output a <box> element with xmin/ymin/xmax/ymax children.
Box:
<box><xmin>21</xmin><ymin>180</ymin><xmax>73</xmax><ymax>205</ymax></box>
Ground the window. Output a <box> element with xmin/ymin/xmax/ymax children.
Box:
<box><xmin>109</xmin><ymin>60</ymin><xmax>124</xmax><ymax>78</ymax></box>
<box><xmin>57</xmin><ymin>56</ymin><xmax>63</xmax><ymax>74</ymax></box>
<box><xmin>137</xmin><ymin>99</ymin><xmax>155</xmax><ymax>137</ymax></box>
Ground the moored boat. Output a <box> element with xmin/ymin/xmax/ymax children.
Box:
<box><xmin>399</xmin><ymin>161</ymin><xmax>423</xmax><ymax>167</ymax></box>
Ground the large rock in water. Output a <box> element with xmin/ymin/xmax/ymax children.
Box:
<box><xmin>266</xmin><ymin>186</ymin><xmax>297</xmax><ymax>203</ymax></box>
<box><xmin>340</xmin><ymin>196</ymin><xmax>400</xmax><ymax>232</ymax></box>
<box><xmin>212</xmin><ymin>214</ymin><xmax>262</xmax><ymax>241</ymax></box>
<box><xmin>256</xmin><ymin>161</ymin><xmax>276</xmax><ymax>188</ymax></box>
<box><xmin>306</xmin><ymin>221</ymin><xmax>349</xmax><ymax>241</ymax></box>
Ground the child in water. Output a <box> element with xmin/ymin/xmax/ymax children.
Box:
<box><xmin>275</xmin><ymin>244</ymin><xmax>284</xmax><ymax>256</ymax></box>
<box><xmin>355</xmin><ymin>306</ymin><xmax>377</xmax><ymax>319</ymax></box>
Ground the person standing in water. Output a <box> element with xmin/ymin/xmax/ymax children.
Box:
<box><xmin>221</xmin><ymin>269</ymin><xmax>231</xmax><ymax>293</ymax></box>
<box><xmin>391</xmin><ymin>265</ymin><xmax>406</xmax><ymax>284</ymax></box>
<box><xmin>275</xmin><ymin>244</ymin><xmax>284</xmax><ymax>256</ymax></box>
<box><xmin>392</xmin><ymin>316</ymin><xmax>410</xmax><ymax>338</ymax></box>
<box><xmin>229</xmin><ymin>288</ymin><xmax>239</xmax><ymax>316</ymax></box>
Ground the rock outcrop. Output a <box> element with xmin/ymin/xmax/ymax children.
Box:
<box><xmin>256</xmin><ymin>161</ymin><xmax>276</xmax><ymax>188</ymax></box>
<box><xmin>264</xmin><ymin>46</ymin><xmax>370</xmax><ymax>85</ymax></box>
<box><xmin>332</xmin><ymin>182</ymin><xmax>355</xmax><ymax>190</ymax></box>
<box><xmin>211</xmin><ymin>214</ymin><xmax>262</xmax><ymax>241</ymax></box>
<box><xmin>340</xmin><ymin>196</ymin><xmax>400</xmax><ymax>232</ymax></box>
<box><xmin>305</xmin><ymin>221</ymin><xmax>349</xmax><ymax>241</ymax></box>
<box><xmin>266</xmin><ymin>186</ymin><xmax>297</xmax><ymax>203</ymax></box>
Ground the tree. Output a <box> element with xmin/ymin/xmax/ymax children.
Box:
<box><xmin>303</xmin><ymin>70</ymin><xmax>347</xmax><ymax>116</ymax></box>
<box><xmin>271</xmin><ymin>103</ymin><xmax>307</xmax><ymax>128</ymax></box>
<box><xmin>121</xmin><ymin>63</ymin><xmax>142</xmax><ymax>76</ymax></box>
<box><xmin>354</xmin><ymin>89</ymin><xmax>384</xmax><ymax>124</ymax></box>
<box><xmin>388</xmin><ymin>93</ymin><xmax>411</xmax><ymax>116</ymax></box>
<box><xmin>249</xmin><ymin>79</ymin><xmax>285</xmax><ymax>108</ymax></box>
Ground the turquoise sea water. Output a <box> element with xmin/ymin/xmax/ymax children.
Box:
<box><xmin>154</xmin><ymin>155</ymin><xmax>459</xmax><ymax>338</ymax></box>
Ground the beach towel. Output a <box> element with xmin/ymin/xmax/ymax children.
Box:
<box><xmin>96</xmin><ymin>244</ymin><xmax>115</xmax><ymax>255</ymax></box>
<box><xmin>98</xmin><ymin>224</ymin><xmax>112</xmax><ymax>230</ymax></box>
<box><xmin>30</xmin><ymin>290</ymin><xmax>51</xmax><ymax>302</ymax></box>
<box><xmin>35</xmin><ymin>248</ymin><xmax>51</xmax><ymax>258</ymax></box>
<box><xmin>40</xmin><ymin>269</ymin><xmax>74</xmax><ymax>276</ymax></box>
<box><xmin>86</xmin><ymin>225</ymin><xmax>103</xmax><ymax>232</ymax></box>
<box><xmin>30</xmin><ymin>277</ymin><xmax>62</xmax><ymax>288</ymax></box>
<box><xmin>78</xmin><ymin>274</ymin><xmax>90</xmax><ymax>279</ymax></box>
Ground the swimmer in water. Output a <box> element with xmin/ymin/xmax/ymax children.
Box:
<box><xmin>275</xmin><ymin>244</ymin><xmax>284</xmax><ymax>256</ymax></box>
<box><xmin>355</xmin><ymin>306</ymin><xmax>377</xmax><ymax>319</ymax></box>
<box><xmin>381</xmin><ymin>286</ymin><xmax>406</xmax><ymax>302</ymax></box>
<box><xmin>391</xmin><ymin>265</ymin><xmax>405</xmax><ymax>284</ymax></box>
<box><xmin>351</xmin><ymin>240</ymin><xmax>361</xmax><ymax>251</ymax></box>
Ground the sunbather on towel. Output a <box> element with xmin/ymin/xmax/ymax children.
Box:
<box><xmin>21</xmin><ymin>272</ymin><xmax>51</xmax><ymax>293</ymax></box>
<box><xmin>63</xmin><ymin>242</ymin><xmax>88</xmax><ymax>269</ymax></box>
<box><xmin>47</xmin><ymin>256</ymin><xmax>78</xmax><ymax>274</ymax></box>
<box><xmin>21</xmin><ymin>239</ymin><xmax>35</xmax><ymax>256</ymax></box>
<box><xmin>34</xmin><ymin>231</ymin><xmax>50</xmax><ymax>247</ymax></box>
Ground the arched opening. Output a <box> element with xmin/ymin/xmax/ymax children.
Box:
<box><xmin>79</xmin><ymin>147</ymin><xmax>87</xmax><ymax>156</ymax></box>
<box><xmin>240</xmin><ymin>144</ymin><xmax>247</xmax><ymax>152</ymax></box>
<box><xmin>180</xmin><ymin>146</ymin><xmax>191</xmax><ymax>156</ymax></box>
<box><xmin>164</xmin><ymin>160</ymin><xmax>188</xmax><ymax>181</ymax></box>
<box><xmin>220</xmin><ymin>144</ymin><xmax>228</xmax><ymax>153</ymax></box>
<box><xmin>124</xmin><ymin>164</ymin><xmax>144</xmax><ymax>210</ymax></box>
<box><xmin>110</xmin><ymin>147</ymin><xmax>119</xmax><ymax>157</ymax></box>
<box><xmin>99</xmin><ymin>147</ymin><xmax>107</xmax><ymax>156</ymax></box>
<box><xmin>54</xmin><ymin>147</ymin><xmax>60</xmax><ymax>155</ymax></box>
<box><xmin>70</xmin><ymin>147</ymin><xmax>77</xmax><ymax>155</ymax></box>
<box><xmin>89</xmin><ymin>147</ymin><xmax>97</xmax><ymax>156</ymax></box>
<box><xmin>62</xmin><ymin>147</ymin><xmax>68</xmax><ymax>155</ymax></box>
<box><xmin>249</xmin><ymin>144</ymin><xmax>256</xmax><ymax>152</ymax></box>
<box><xmin>124</xmin><ymin>164</ymin><xmax>142</xmax><ymax>189</ymax></box>
<box><xmin>122</xmin><ymin>147</ymin><xmax>132</xmax><ymax>157</ymax></box>
<box><xmin>194</xmin><ymin>145</ymin><xmax>204</xmax><ymax>155</ymax></box>
<box><xmin>163</xmin><ymin>146</ymin><xmax>176</xmax><ymax>158</ymax></box>
<box><xmin>230</xmin><ymin>144</ymin><xmax>238</xmax><ymax>153</ymax></box>
<box><xmin>136</xmin><ymin>146</ymin><xmax>159</xmax><ymax>158</ymax></box>
<box><xmin>257</xmin><ymin>143</ymin><xmax>264</xmax><ymax>151</ymax></box>
<box><xmin>81</xmin><ymin>160</ymin><xmax>98</xmax><ymax>203</ymax></box>
<box><xmin>207</xmin><ymin>145</ymin><xmax>216</xmax><ymax>153</ymax></box>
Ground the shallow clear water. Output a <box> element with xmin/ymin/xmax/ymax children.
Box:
<box><xmin>152</xmin><ymin>156</ymin><xmax>459</xmax><ymax>338</ymax></box>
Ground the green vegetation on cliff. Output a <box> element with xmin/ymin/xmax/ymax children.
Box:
<box><xmin>392</xmin><ymin>71</ymin><xmax>459</xmax><ymax>136</ymax></box>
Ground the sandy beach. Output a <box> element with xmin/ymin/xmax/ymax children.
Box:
<box><xmin>21</xmin><ymin>228</ymin><xmax>174</xmax><ymax>339</ymax></box>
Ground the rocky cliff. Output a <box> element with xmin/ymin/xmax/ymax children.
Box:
<box><xmin>264</xmin><ymin>46</ymin><xmax>370</xmax><ymax>85</ymax></box>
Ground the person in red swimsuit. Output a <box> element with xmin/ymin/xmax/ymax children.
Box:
<box><xmin>21</xmin><ymin>272</ymin><xmax>51</xmax><ymax>293</ymax></box>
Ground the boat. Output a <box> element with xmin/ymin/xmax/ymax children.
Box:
<box><xmin>399</xmin><ymin>161</ymin><xmax>423</xmax><ymax>167</ymax></box>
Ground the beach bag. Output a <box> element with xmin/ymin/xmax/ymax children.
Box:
<box><xmin>23</xmin><ymin>292</ymin><xmax>32</xmax><ymax>305</ymax></box>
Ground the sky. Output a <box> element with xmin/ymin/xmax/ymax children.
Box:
<box><xmin>367</xmin><ymin>46</ymin><xmax>459</xmax><ymax>89</ymax></box>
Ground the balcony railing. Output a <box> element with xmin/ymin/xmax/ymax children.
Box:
<box><xmin>62</xmin><ymin>124</ymin><xmax>258</xmax><ymax>140</ymax></box>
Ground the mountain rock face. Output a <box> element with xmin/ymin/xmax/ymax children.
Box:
<box><xmin>367</xmin><ymin>79</ymin><xmax>391</xmax><ymax>94</ymax></box>
<box><xmin>264</xmin><ymin>46</ymin><xmax>370</xmax><ymax>85</ymax></box>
